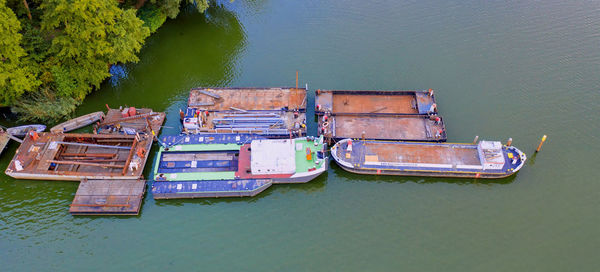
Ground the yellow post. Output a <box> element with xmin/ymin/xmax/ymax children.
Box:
<box><xmin>506</xmin><ymin>138</ymin><xmax>512</xmax><ymax>146</ymax></box>
<box><xmin>473</xmin><ymin>135</ymin><xmax>479</xmax><ymax>144</ymax></box>
<box><xmin>295</xmin><ymin>71</ymin><xmax>299</xmax><ymax>88</ymax></box>
<box><xmin>535</xmin><ymin>135</ymin><xmax>547</xmax><ymax>152</ymax></box>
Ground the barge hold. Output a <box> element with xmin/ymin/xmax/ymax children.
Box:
<box><xmin>331</xmin><ymin>139</ymin><xmax>526</xmax><ymax>178</ymax></box>
<box><xmin>315</xmin><ymin>89</ymin><xmax>446</xmax><ymax>142</ymax></box>
<box><xmin>69</xmin><ymin>179</ymin><xmax>146</xmax><ymax>215</ymax></box>
<box><xmin>5</xmin><ymin>133</ymin><xmax>154</xmax><ymax>181</ymax></box>
<box><xmin>183</xmin><ymin>87</ymin><xmax>307</xmax><ymax>137</ymax></box>
<box><xmin>152</xmin><ymin>134</ymin><xmax>327</xmax><ymax>199</ymax></box>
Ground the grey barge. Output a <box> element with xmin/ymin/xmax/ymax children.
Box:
<box><xmin>331</xmin><ymin>139</ymin><xmax>526</xmax><ymax>178</ymax></box>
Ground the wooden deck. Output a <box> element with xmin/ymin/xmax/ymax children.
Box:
<box><xmin>69</xmin><ymin>179</ymin><xmax>146</xmax><ymax>215</ymax></box>
<box><xmin>5</xmin><ymin>133</ymin><xmax>153</xmax><ymax>181</ymax></box>
<box><xmin>188</xmin><ymin>87</ymin><xmax>306</xmax><ymax>110</ymax></box>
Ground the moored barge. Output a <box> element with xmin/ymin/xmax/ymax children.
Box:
<box><xmin>315</xmin><ymin>89</ymin><xmax>446</xmax><ymax>142</ymax></box>
<box><xmin>5</xmin><ymin>133</ymin><xmax>154</xmax><ymax>181</ymax></box>
<box><xmin>182</xmin><ymin>87</ymin><xmax>307</xmax><ymax>137</ymax></box>
<box><xmin>331</xmin><ymin>139</ymin><xmax>526</xmax><ymax>178</ymax></box>
<box><xmin>152</xmin><ymin>134</ymin><xmax>327</xmax><ymax>198</ymax></box>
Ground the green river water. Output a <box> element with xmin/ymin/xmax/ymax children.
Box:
<box><xmin>1</xmin><ymin>1</ymin><xmax>599</xmax><ymax>270</ymax></box>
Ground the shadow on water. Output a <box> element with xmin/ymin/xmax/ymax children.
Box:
<box><xmin>328</xmin><ymin>159</ymin><xmax>518</xmax><ymax>186</ymax></box>
<box><xmin>79</xmin><ymin>5</ymin><xmax>247</xmax><ymax>115</ymax></box>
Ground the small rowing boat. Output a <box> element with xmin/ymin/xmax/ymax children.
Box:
<box><xmin>50</xmin><ymin>111</ymin><xmax>105</xmax><ymax>133</ymax></box>
<box><xmin>331</xmin><ymin>139</ymin><xmax>526</xmax><ymax>179</ymax></box>
<box><xmin>0</xmin><ymin>128</ymin><xmax>9</xmax><ymax>156</ymax></box>
<box><xmin>7</xmin><ymin>124</ymin><xmax>46</xmax><ymax>137</ymax></box>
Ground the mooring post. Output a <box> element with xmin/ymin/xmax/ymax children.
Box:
<box><xmin>535</xmin><ymin>135</ymin><xmax>547</xmax><ymax>152</ymax></box>
<box><xmin>361</xmin><ymin>131</ymin><xmax>365</xmax><ymax>141</ymax></box>
<box><xmin>473</xmin><ymin>135</ymin><xmax>479</xmax><ymax>144</ymax></box>
<box><xmin>506</xmin><ymin>138</ymin><xmax>512</xmax><ymax>146</ymax></box>
<box><xmin>295</xmin><ymin>71</ymin><xmax>299</xmax><ymax>88</ymax></box>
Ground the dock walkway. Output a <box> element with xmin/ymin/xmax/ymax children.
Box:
<box><xmin>69</xmin><ymin>179</ymin><xmax>146</xmax><ymax>215</ymax></box>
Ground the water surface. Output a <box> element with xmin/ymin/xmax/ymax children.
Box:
<box><xmin>1</xmin><ymin>1</ymin><xmax>599</xmax><ymax>270</ymax></box>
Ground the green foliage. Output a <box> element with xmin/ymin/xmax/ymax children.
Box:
<box><xmin>11</xmin><ymin>87</ymin><xmax>78</xmax><ymax>123</ymax></box>
<box><xmin>40</xmin><ymin>0</ymin><xmax>150</xmax><ymax>99</ymax></box>
<box><xmin>137</xmin><ymin>4</ymin><xmax>167</xmax><ymax>33</ymax></box>
<box><xmin>151</xmin><ymin>0</ymin><xmax>210</xmax><ymax>19</ymax></box>
<box><xmin>0</xmin><ymin>0</ymin><xmax>40</xmax><ymax>106</ymax></box>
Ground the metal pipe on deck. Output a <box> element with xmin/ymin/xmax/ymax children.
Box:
<box><xmin>54</xmin><ymin>141</ymin><xmax>132</xmax><ymax>150</ymax></box>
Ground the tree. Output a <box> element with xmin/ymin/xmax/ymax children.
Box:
<box><xmin>151</xmin><ymin>0</ymin><xmax>209</xmax><ymax>19</ymax></box>
<box><xmin>40</xmin><ymin>0</ymin><xmax>150</xmax><ymax>99</ymax></box>
<box><xmin>0</xmin><ymin>0</ymin><xmax>39</xmax><ymax>106</ymax></box>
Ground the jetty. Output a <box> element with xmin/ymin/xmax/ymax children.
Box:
<box><xmin>183</xmin><ymin>87</ymin><xmax>307</xmax><ymax>137</ymax></box>
<box><xmin>69</xmin><ymin>179</ymin><xmax>146</xmax><ymax>215</ymax></box>
<box><xmin>315</xmin><ymin>90</ymin><xmax>446</xmax><ymax>142</ymax></box>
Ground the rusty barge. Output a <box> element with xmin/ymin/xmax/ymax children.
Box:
<box><xmin>315</xmin><ymin>89</ymin><xmax>446</xmax><ymax>142</ymax></box>
<box><xmin>182</xmin><ymin>87</ymin><xmax>307</xmax><ymax>137</ymax></box>
<box><xmin>331</xmin><ymin>139</ymin><xmax>526</xmax><ymax>178</ymax></box>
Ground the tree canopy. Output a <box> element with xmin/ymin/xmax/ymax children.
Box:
<box><xmin>0</xmin><ymin>0</ymin><xmax>39</xmax><ymax>106</ymax></box>
<box><xmin>0</xmin><ymin>0</ymin><xmax>215</xmax><ymax>121</ymax></box>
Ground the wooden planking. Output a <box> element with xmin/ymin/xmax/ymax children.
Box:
<box><xmin>0</xmin><ymin>132</ymin><xmax>10</xmax><ymax>156</ymax></box>
<box><xmin>70</xmin><ymin>179</ymin><xmax>146</xmax><ymax>215</ymax></box>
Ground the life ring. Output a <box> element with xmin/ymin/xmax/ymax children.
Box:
<box><xmin>322</xmin><ymin>121</ymin><xmax>329</xmax><ymax>128</ymax></box>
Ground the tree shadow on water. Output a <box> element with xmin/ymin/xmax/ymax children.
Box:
<box><xmin>82</xmin><ymin>5</ymin><xmax>248</xmax><ymax>113</ymax></box>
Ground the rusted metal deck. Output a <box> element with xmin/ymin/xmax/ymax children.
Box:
<box><xmin>332</xmin><ymin>115</ymin><xmax>446</xmax><ymax>141</ymax></box>
<box><xmin>96</xmin><ymin>107</ymin><xmax>166</xmax><ymax>136</ymax></box>
<box><xmin>331</xmin><ymin>139</ymin><xmax>527</xmax><ymax>178</ymax></box>
<box><xmin>315</xmin><ymin>89</ymin><xmax>446</xmax><ymax>142</ymax></box>
<box><xmin>69</xmin><ymin>179</ymin><xmax>146</xmax><ymax>215</ymax></box>
<box><xmin>189</xmin><ymin>87</ymin><xmax>306</xmax><ymax>110</ymax></box>
<box><xmin>5</xmin><ymin>133</ymin><xmax>153</xmax><ymax>181</ymax></box>
<box><xmin>183</xmin><ymin>87</ymin><xmax>307</xmax><ymax>137</ymax></box>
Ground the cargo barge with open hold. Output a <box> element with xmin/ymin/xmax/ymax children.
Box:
<box><xmin>152</xmin><ymin>134</ymin><xmax>327</xmax><ymax>198</ymax></box>
<box><xmin>182</xmin><ymin>87</ymin><xmax>307</xmax><ymax>137</ymax></box>
<box><xmin>315</xmin><ymin>89</ymin><xmax>446</xmax><ymax>142</ymax></box>
<box><xmin>331</xmin><ymin>139</ymin><xmax>526</xmax><ymax>178</ymax></box>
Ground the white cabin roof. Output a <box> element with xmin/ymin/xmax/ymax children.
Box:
<box><xmin>251</xmin><ymin>139</ymin><xmax>296</xmax><ymax>175</ymax></box>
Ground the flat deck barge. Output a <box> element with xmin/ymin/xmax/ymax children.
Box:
<box><xmin>331</xmin><ymin>139</ymin><xmax>526</xmax><ymax>178</ymax></box>
<box><xmin>183</xmin><ymin>87</ymin><xmax>307</xmax><ymax>137</ymax></box>
<box><xmin>69</xmin><ymin>179</ymin><xmax>146</xmax><ymax>215</ymax></box>
<box><xmin>151</xmin><ymin>134</ymin><xmax>327</xmax><ymax>198</ymax></box>
<box><xmin>315</xmin><ymin>89</ymin><xmax>446</xmax><ymax>142</ymax></box>
<box><xmin>5</xmin><ymin>133</ymin><xmax>154</xmax><ymax>181</ymax></box>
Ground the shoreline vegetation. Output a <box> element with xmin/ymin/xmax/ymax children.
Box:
<box><xmin>0</xmin><ymin>0</ymin><xmax>213</xmax><ymax>123</ymax></box>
